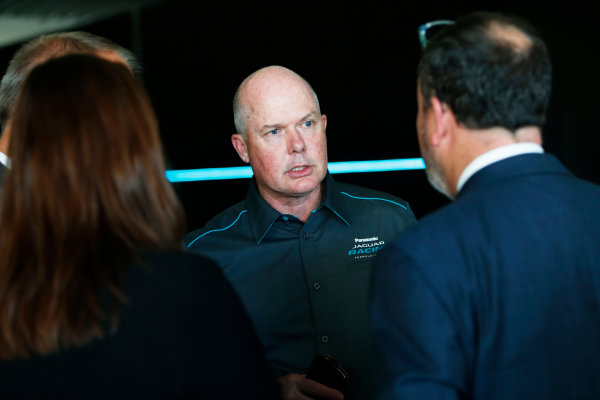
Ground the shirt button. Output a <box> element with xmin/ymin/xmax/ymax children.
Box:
<box><xmin>303</xmin><ymin>232</ymin><xmax>309</xmax><ymax>239</ymax></box>
<box><xmin>321</xmin><ymin>335</ymin><xmax>329</xmax><ymax>343</ymax></box>
<box><xmin>313</xmin><ymin>282</ymin><xmax>320</xmax><ymax>290</ymax></box>
<box><xmin>282</xmin><ymin>216</ymin><xmax>289</xmax><ymax>221</ymax></box>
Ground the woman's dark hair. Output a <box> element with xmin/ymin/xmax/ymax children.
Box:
<box><xmin>0</xmin><ymin>54</ymin><xmax>185</xmax><ymax>359</ymax></box>
<box><xmin>418</xmin><ymin>11</ymin><xmax>552</xmax><ymax>131</ymax></box>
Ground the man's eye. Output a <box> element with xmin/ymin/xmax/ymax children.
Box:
<box><xmin>267</xmin><ymin>128</ymin><xmax>279</xmax><ymax>135</ymax></box>
<box><xmin>302</xmin><ymin>120</ymin><xmax>313</xmax><ymax>128</ymax></box>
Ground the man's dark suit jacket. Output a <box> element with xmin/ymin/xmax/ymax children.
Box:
<box><xmin>371</xmin><ymin>153</ymin><xmax>600</xmax><ymax>400</ymax></box>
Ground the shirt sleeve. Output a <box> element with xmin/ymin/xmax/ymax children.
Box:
<box><xmin>370</xmin><ymin>241</ymin><xmax>470</xmax><ymax>400</ymax></box>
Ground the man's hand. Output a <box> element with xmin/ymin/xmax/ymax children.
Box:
<box><xmin>277</xmin><ymin>373</ymin><xmax>344</xmax><ymax>400</ymax></box>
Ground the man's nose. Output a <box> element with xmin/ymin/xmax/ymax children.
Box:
<box><xmin>288</xmin><ymin>127</ymin><xmax>306</xmax><ymax>153</ymax></box>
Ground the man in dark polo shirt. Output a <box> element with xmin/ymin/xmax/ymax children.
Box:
<box><xmin>184</xmin><ymin>65</ymin><xmax>416</xmax><ymax>400</ymax></box>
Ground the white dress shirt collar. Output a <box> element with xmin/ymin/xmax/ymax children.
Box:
<box><xmin>456</xmin><ymin>142</ymin><xmax>544</xmax><ymax>193</ymax></box>
<box><xmin>0</xmin><ymin>150</ymin><xmax>9</xmax><ymax>168</ymax></box>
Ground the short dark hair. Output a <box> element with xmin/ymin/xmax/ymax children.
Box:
<box><xmin>417</xmin><ymin>11</ymin><xmax>552</xmax><ymax>131</ymax></box>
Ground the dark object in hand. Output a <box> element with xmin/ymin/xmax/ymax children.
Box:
<box><xmin>305</xmin><ymin>353</ymin><xmax>350</xmax><ymax>394</ymax></box>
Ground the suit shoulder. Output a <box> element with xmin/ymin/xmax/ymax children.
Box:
<box><xmin>183</xmin><ymin>200</ymin><xmax>247</xmax><ymax>247</ymax></box>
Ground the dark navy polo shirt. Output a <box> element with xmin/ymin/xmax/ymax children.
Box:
<box><xmin>184</xmin><ymin>172</ymin><xmax>416</xmax><ymax>400</ymax></box>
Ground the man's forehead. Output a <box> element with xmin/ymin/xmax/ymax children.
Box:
<box><xmin>247</xmin><ymin>77</ymin><xmax>312</xmax><ymax>102</ymax></box>
<box><xmin>244</xmin><ymin>84</ymin><xmax>317</xmax><ymax>117</ymax></box>
<box><xmin>247</xmin><ymin>101</ymin><xmax>318</xmax><ymax>130</ymax></box>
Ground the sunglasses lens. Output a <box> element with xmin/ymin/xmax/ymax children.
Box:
<box><xmin>419</xmin><ymin>21</ymin><xmax>454</xmax><ymax>48</ymax></box>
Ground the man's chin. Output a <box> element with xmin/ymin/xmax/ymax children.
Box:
<box><xmin>290</xmin><ymin>181</ymin><xmax>320</xmax><ymax>196</ymax></box>
<box><xmin>430</xmin><ymin>181</ymin><xmax>453</xmax><ymax>199</ymax></box>
<box><xmin>426</xmin><ymin>171</ymin><xmax>453</xmax><ymax>200</ymax></box>
<box><xmin>285</xmin><ymin>174</ymin><xmax>325</xmax><ymax>195</ymax></box>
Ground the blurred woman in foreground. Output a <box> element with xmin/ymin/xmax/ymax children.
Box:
<box><xmin>0</xmin><ymin>54</ymin><xmax>280</xmax><ymax>399</ymax></box>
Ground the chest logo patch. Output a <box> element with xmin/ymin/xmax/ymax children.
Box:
<box><xmin>348</xmin><ymin>236</ymin><xmax>385</xmax><ymax>259</ymax></box>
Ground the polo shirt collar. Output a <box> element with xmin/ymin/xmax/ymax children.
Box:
<box><xmin>246</xmin><ymin>180</ymin><xmax>281</xmax><ymax>244</ymax></box>
<box><xmin>320</xmin><ymin>172</ymin><xmax>352</xmax><ymax>227</ymax></box>
<box><xmin>245</xmin><ymin>172</ymin><xmax>352</xmax><ymax>244</ymax></box>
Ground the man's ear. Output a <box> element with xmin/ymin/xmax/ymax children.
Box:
<box><xmin>231</xmin><ymin>133</ymin><xmax>250</xmax><ymax>163</ymax></box>
<box><xmin>321</xmin><ymin>114</ymin><xmax>327</xmax><ymax>130</ymax></box>
<box><xmin>429</xmin><ymin>97</ymin><xmax>454</xmax><ymax>147</ymax></box>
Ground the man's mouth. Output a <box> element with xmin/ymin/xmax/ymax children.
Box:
<box><xmin>290</xmin><ymin>166</ymin><xmax>309</xmax><ymax>172</ymax></box>
<box><xmin>288</xmin><ymin>165</ymin><xmax>312</xmax><ymax>177</ymax></box>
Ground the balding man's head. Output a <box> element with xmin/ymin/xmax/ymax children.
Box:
<box><xmin>0</xmin><ymin>31</ymin><xmax>140</xmax><ymax>136</ymax></box>
<box><xmin>229</xmin><ymin>65</ymin><xmax>328</xmax><ymax>215</ymax></box>
<box><xmin>233</xmin><ymin>66</ymin><xmax>320</xmax><ymax>138</ymax></box>
<box><xmin>417</xmin><ymin>11</ymin><xmax>552</xmax><ymax>132</ymax></box>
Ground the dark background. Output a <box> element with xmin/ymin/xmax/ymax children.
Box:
<box><xmin>1</xmin><ymin>0</ymin><xmax>598</xmax><ymax>231</ymax></box>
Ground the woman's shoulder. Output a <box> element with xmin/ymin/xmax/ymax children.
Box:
<box><xmin>140</xmin><ymin>249</ymin><xmax>220</xmax><ymax>271</ymax></box>
<box><xmin>127</xmin><ymin>249</ymin><xmax>232</xmax><ymax>299</ymax></box>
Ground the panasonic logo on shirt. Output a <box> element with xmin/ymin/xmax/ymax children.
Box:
<box><xmin>354</xmin><ymin>236</ymin><xmax>378</xmax><ymax>242</ymax></box>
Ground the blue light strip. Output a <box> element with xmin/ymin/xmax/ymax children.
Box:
<box><xmin>327</xmin><ymin>158</ymin><xmax>425</xmax><ymax>174</ymax></box>
<box><xmin>165</xmin><ymin>158</ymin><xmax>425</xmax><ymax>183</ymax></box>
<box><xmin>166</xmin><ymin>166</ymin><xmax>253</xmax><ymax>182</ymax></box>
